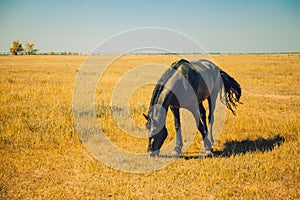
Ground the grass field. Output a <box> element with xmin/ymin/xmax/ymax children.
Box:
<box><xmin>0</xmin><ymin>54</ymin><xmax>299</xmax><ymax>199</ymax></box>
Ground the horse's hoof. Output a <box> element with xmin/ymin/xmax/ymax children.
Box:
<box><xmin>171</xmin><ymin>149</ymin><xmax>182</xmax><ymax>157</ymax></box>
<box><xmin>204</xmin><ymin>150</ymin><xmax>213</xmax><ymax>158</ymax></box>
<box><xmin>149</xmin><ymin>150</ymin><xmax>160</xmax><ymax>157</ymax></box>
<box><xmin>199</xmin><ymin>149</ymin><xmax>214</xmax><ymax>158</ymax></box>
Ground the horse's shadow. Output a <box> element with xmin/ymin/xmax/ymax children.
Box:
<box><xmin>166</xmin><ymin>135</ymin><xmax>285</xmax><ymax>160</ymax></box>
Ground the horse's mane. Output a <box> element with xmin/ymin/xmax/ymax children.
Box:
<box><xmin>149</xmin><ymin>59</ymin><xmax>189</xmax><ymax>107</ymax></box>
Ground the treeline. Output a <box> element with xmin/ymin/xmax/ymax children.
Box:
<box><xmin>9</xmin><ymin>40</ymin><xmax>38</xmax><ymax>55</ymax></box>
<box><xmin>33</xmin><ymin>52</ymin><xmax>83</xmax><ymax>55</ymax></box>
<box><xmin>5</xmin><ymin>40</ymin><xmax>85</xmax><ymax>56</ymax></box>
<box><xmin>0</xmin><ymin>51</ymin><xmax>85</xmax><ymax>56</ymax></box>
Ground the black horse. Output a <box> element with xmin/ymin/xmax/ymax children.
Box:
<box><xmin>143</xmin><ymin>59</ymin><xmax>241</xmax><ymax>157</ymax></box>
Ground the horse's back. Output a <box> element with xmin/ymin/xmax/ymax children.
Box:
<box><xmin>189</xmin><ymin>59</ymin><xmax>221</xmax><ymax>95</ymax></box>
<box><xmin>190</xmin><ymin>59</ymin><xmax>219</xmax><ymax>73</ymax></box>
<box><xmin>171</xmin><ymin>59</ymin><xmax>221</xmax><ymax>103</ymax></box>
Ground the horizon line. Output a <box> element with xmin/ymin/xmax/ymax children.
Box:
<box><xmin>1</xmin><ymin>51</ymin><xmax>300</xmax><ymax>56</ymax></box>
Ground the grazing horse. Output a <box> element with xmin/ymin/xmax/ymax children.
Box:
<box><xmin>143</xmin><ymin>59</ymin><xmax>241</xmax><ymax>157</ymax></box>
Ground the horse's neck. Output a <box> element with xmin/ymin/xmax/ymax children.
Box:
<box><xmin>156</xmin><ymin>88</ymin><xmax>172</xmax><ymax>110</ymax></box>
<box><xmin>150</xmin><ymin>88</ymin><xmax>172</xmax><ymax>124</ymax></box>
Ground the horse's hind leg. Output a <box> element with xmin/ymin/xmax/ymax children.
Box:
<box><xmin>204</xmin><ymin>95</ymin><xmax>217</xmax><ymax>152</ymax></box>
<box><xmin>199</xmin><ymin>102</ymin><xmax>208</xmax><ymax>136</ymax></box>
<box><xmin>170</xmin><ymin>106</ymin><xmax>182</xmax><ymax>155</ymax></box>
<box><xmin>189</xmin><ymin>102</ymin><xmax>210</xmax><ymax>153</ymax></box>
<box><xmin>198</xmin><ymin>102</ymin><xmax>213</xmax><ymax>153</ymax></box>
<box><xmin>196</xmin><ymin>102</ymin><xmax>208</xmax><ymax>140</ymax></box>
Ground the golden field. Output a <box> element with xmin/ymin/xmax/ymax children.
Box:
<box><xmin>0</xmin><ymin>54</ymin><xmax>299</xmax><ymax>199</ymax></box>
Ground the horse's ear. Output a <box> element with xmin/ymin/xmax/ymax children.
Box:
<box><xmin>143</xmin><ymin>113</ymin><xmax>149</xmax><ymax>121</ymax></box>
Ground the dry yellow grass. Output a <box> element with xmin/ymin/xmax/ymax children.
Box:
<box><xmin>0</xmin><ymin>54</ymin><xmax>299</xmax><ymax>199</ymax></box>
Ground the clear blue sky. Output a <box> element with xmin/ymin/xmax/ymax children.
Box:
<box><xmin>1</xmin><ymin>0</ymin><xmax>299</xmax><ymax>53</ymax></box>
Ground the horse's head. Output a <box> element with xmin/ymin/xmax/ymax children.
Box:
<box><xmin>143</xmin><ymin>106</ymin><xmax>168</xmax><ymax>157</ymax></box>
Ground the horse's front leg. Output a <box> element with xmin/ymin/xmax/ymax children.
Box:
<box><xmin>170</xmin><ymin>106</ymin><xmax>182</xmax><ymax>156</ymax></box>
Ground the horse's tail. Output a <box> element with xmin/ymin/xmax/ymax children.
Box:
<box><xmin>219</xmin><ymin>69</ymin><xmax>242</xmax><ymax>115</ymax></box>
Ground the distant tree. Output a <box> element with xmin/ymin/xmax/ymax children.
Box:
<box><xmin>9</xmin><ymin>40</ymin><xmax>23</xmax><ymax>55</ymax></box>
<box><xmin>24</xmin><ymin>41</ymin><xmax>38</xmax><ymax>55</ymax></box>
